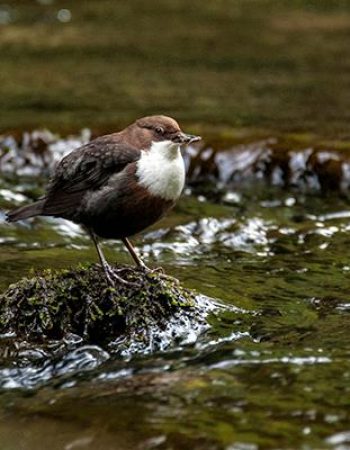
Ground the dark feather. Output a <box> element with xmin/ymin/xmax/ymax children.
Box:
<box><xmin>6</xmin><ymin>199</ymin><xmax>45</xmax><ymax>222</ymax></box>
<box><xmin>42</xmin><ymin>136</ymin><xmax>140</xmax><ymax>218</ymax></box>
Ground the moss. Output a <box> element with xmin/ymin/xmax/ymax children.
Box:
<box><xmin>0</xmin><ymin>264</ymin><xmax>200</xmax><ymax>350</ymax></box>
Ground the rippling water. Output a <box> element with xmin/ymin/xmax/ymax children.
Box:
<box><xmin>1</xmin><ymin>179</ymin><xmax>350</xmax><ymax>449</ymax></box>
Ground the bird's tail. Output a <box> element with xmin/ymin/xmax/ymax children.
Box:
<box><xmin>6</xmin><ymin>199</ymin><xmax>45</xmax><ymax>222</ymax></box>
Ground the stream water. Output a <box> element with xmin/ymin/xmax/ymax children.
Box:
<box><xmin>1</xmin><ymin>159</ymin><xmax>350</xmax><ymax>449</ymax></box>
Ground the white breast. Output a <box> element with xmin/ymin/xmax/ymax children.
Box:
<box><xmin>136</xmin><ymin>141</ymin><xmax>185</xmax><ymax>201</ymax></box>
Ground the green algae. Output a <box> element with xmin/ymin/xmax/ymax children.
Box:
<box><xmin>0</xmin><ymin>264</ymin><xmax>197</xmax><ymax>348</ymax></box>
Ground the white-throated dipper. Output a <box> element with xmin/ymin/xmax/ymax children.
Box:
<box><xmin>7</xmin><ymin>115</ymin><xmax>201</xmax><ymax>286</ymax></box>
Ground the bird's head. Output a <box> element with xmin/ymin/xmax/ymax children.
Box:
<box><xmin>127</xmin><ymin>115</ymin><xmax>201</xmax><ymax>149</ymax></box>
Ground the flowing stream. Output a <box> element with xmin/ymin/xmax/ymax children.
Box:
<box><xmin>1</xmin><ymin>147</ymin><xmax>350</xmax><ymax>449</ymax></box>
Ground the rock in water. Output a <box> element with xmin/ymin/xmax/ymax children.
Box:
<box><xmin>0</xmin><ymin>265</ymin><xmax>213</xmax><ymax>356</ymax></box>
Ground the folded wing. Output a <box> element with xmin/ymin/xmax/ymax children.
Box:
<box><xmin>42</xmin><ymin>136</ymin><xmax>140</xmax><ymax>217</ymax></box>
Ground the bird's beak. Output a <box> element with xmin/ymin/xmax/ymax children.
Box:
<box><xmin>175</xmin><ymin>132</ymin><xmax>201</xmax><ymax>145</ymax></box>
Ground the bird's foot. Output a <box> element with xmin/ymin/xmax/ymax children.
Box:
<box><xmin>138</xmin><ymin>264</ymin><xmax>179</xmax><ymax>284</ymax></box>
<box><xmin>102</xmin><ymin>264</ymin><xmax>138</xmax><ymax>288</ymax></box>
<box><xmin>113</xmin><ymin>266</ymin><xmax>137</xmax><ymax>275</ymax></box>
<box><xmin>137</xmin><ymin>262</ymin><xmax>160</xmax><ymax>274</ymax></box>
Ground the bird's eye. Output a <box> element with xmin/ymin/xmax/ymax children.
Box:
<box><xmin>155</xmin><ymin>126</ymin><xmax>164</xmax><ymax>135</ymax></box>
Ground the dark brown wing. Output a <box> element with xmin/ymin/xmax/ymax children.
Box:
<box><xmin>42</xmin><ymin>135</ymin><xmax>140</xmax><ymax>217</ymax></box>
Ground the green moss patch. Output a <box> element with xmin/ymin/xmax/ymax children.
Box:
<box><xmin>0</xmin><ymin>265</ymin><xmax>208</xmax><ymax>354</ymax></box>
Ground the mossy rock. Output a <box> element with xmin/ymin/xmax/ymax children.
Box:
<box><xmin>0</xmin><ymin>265</ymin><xmax>211</xmax><ymax>355</ymax></box>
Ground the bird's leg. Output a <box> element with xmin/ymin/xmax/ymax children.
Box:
<box><xmin>121</xmin><ymin>238</ymin><xmax>177</xmax><ymax>281</ymax></box>
<box><xmin>122</xmin><ymin>237</ymin><xmax>150</xmax><ymax>270</ymax></box>
<box><xmin>88</xmin><ymin>230</ymin><xmax>133</xmax><ymax>286</ymax></box>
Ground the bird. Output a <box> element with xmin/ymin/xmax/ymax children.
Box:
<box><xmin>7</xmin><ymin>115</ymin><xmax>201</xmax><ymax>286</ymax></box>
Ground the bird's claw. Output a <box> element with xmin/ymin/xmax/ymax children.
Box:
<box><xmin>102</xmin><ymin>264</ymin><xmax>139</xmax><ymax>288</ymax></box>
<box><xmin>102</xmin><ymin>262</ymin><xmax>178</xmax><ymax>288</ymax></box>
<box><xmin>139</xmin><ymin>264</ymin><xmax>179</xmax><ymax>284</ymax></box>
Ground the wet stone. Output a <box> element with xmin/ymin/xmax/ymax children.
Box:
<box><xmin>3</xmin><ymin>131</ymin><xmax>350</xmax><ymax>196</ymax></box>
<box><xmin>0</xmin><ymin>265</ymin><xmax>213</xmax><ymax>357</ymax></box>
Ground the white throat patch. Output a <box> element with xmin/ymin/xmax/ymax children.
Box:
<box><xmin>136</xmin><ymin>140</ymin><xmax>185</xmax><ymax>201</ymax></box>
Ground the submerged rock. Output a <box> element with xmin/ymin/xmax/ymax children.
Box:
<box><xmin>0</xmin><ymin>265</ymin><xmax>212</xmax><ymax>356</ymax></box>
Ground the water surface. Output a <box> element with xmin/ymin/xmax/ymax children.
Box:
<box><xmin>1</xmin><ymin>178</ymin><xmax>350</xmax><ymax>449</ymax></box>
